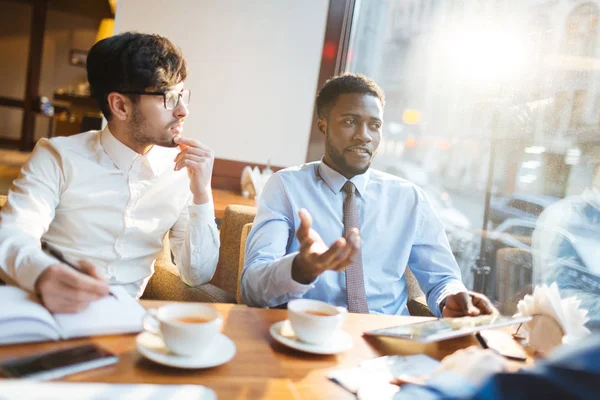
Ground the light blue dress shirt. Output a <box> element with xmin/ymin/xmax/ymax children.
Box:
<box><xmin>241</xmin><ymin>161</ymin><xmax>466</xmax><ymax>316</ymax></box>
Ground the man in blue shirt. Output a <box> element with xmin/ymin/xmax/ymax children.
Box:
<box><xmin>241</xmin><ymin>73</ymin><xmax>493</xmax><ymax>317</ymax></box>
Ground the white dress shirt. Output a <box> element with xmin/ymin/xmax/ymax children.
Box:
<box><xmin>0</xmin><ymin>128</ymin><xmax>219</xmax><ymax>298</ymax></box>
<box><xmin>242</xmin><ymin>161</ymin><xmax>466</xmax><ymax>316</ymax></box>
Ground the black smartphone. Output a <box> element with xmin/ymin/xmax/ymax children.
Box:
<box><xmin>0</xmin><ymin>344</ymin><xmax>119</xmax><ymax>380</ymax></box>
<box><xmin>476</xmin><ymin>330</ymin><xmax>528</xmax><ymax>361</ymax></box>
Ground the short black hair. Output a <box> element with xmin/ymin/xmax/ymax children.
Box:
<box><xmin>316</xmin><ymin>73</ymin><xmax>385</xmax><ymax>118</ymax></box>
<box><xmin>87</xmin><ymin>32</ymin><xmax>187</xmax><ymax>120</ymax></box>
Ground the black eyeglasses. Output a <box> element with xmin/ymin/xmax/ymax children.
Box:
<box><xmin>120</xmin><ymin>89</ymin><xmax>191</xmax><ymax>110</ymax></box>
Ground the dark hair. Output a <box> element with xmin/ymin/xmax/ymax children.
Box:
<box><xmin>87</xmin><ymin>32</ymin><xmax>187</xmax><ymax>120</ymax></box>
<box><xmin>316</xmin><ymin>73</ymin><xmax>385</xmax><ymax>118</ymax></box>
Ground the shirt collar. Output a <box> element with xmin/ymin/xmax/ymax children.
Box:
<box><xmin>100</xmin><ymin>127</ymin><xmax>168</xmax><ymax>177</ymax></box>
<box><xmin>317</xmin><ymin>159</ymin><xmax>370</xmax><ymax>196</ymax></box>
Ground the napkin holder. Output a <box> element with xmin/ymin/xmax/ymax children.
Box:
<box><xmin>513</xmin><ymin>283</ymin><xmax>590</xmax><ymax>356</ymax></box>
<box><xmin>241</xmin><ymin>163</ymin><xmax>273</xmax><ymax>199</ymax></box>
<box><xmin>513</xmin><ymin>314</ymin><xmax>564</xmax><ymax>355</ymax></box>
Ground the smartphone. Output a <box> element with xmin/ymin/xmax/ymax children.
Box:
<box><xmin>0</xmin><ymin>344</ymin><xmax>119</xmax><ymax>380</ymax></box>
<box><xmin>477</xmin><ymin>329</ymin><xmax>528</xmax><ymax>361</ymax></box>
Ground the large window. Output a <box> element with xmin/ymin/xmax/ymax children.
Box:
<box><xmin>347</xmin><ymin>0</ymin><xmax>600</xmax><ymax>326</ymax></box>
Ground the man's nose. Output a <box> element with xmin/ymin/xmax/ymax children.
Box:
<box><xmin>354</xmin><ymin>123</ymin><xmax>372</xmax><ymax>142</ymax></box>
<box><xmin>174</xmin><ymin>100</ymin><xmax>189</xmax><ymax>119</ymax></box>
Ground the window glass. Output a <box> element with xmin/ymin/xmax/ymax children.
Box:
<box><xmin>348</xmin><ymin>0</ymin><xmax>600</xmax><ymax>329</ymax></box>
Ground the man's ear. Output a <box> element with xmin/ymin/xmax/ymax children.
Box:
<box><xmin>317</xmin><ymin>117</ymin><xmax>327</xmax><ymax>135</ymax></box>
<box><xmin>106</xmin><ymin>92</ymin><xmax>131</xmax><ymax>121</ymax></box>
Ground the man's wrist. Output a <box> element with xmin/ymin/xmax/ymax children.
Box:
<box><xmin>291</xmin><ymin>255</ymin><xmax>318</xmax><ymax>284</ymax></box>
<box><xmin>439</xmin><ymin>296</ymin><xmax>448</xmax><ymax>315</ymax></box>
<box><xmin>193</xmin><ymin>190</ymin><xmax>212</xmax><ymax>205</ymax></box>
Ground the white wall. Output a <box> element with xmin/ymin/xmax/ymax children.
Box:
<box><xmin>115</xmin><ymin>0</ymin><xmax>328</xmax><ymax>166</ymax></box>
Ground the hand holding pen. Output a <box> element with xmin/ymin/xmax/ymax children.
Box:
<box><xmin>36</xmin><ymin>241</ymin><xmax>113</xmax><ymax>313</ymax></box>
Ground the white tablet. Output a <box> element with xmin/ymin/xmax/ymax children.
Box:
<box><xmin>364</xmin><ymin>315</ymin><xmax>532</xmax><ymax>343</ymax></box>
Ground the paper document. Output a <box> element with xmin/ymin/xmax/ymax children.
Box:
<box><xmin>0</xmin><ymin>382</ymin><xmax>216</xmax><ymax>400</ymax></box>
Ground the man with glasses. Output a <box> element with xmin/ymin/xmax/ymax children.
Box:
<box><xmin>0</xmin><ymin>32</ymin><xmax>219</xmax><ymax>313</ymax></box>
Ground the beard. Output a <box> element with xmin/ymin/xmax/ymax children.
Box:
<box><xmin>325</xmin><ymin>129</ymin><xmax>372</xmax><ymax>177</ymax></box>
<box><xmin>130</xmin><ymin>106</ymin><xmax>179</xmax><ymax>148</ymax></box>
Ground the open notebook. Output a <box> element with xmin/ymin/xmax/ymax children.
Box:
<box><xmin>0</xmin><ymin>286</ymin><xmax>146</xmax><ymax>345</ymax></box>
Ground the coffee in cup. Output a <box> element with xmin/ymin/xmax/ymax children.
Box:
<box><xmin>143</xmin><ymin>303</ymin><xmax>223</xmax><ymax>356</ymax></box>
<box><xmin>288</xmin><ymin>299</ymin><xmax>347</xmax><ymax>344</ymax></box>
<box><xmin>174</xmin><ymin>316</ymin><xmax>214</xmax><ymax>324</ymax></box>
<box><xmin>302</xmin><ymin>310</ymin><xmax>339</xmax><ymax>317</ymax></box>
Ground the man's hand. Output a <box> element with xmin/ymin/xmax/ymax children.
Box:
<box><xmin>291</xmin><ymin>209</ymin><xmax>360</xmax><ymax>284</ymax></box>
<box><xmin>442</xmin><ymin>291</ymin><xmax>497</xmax><ymax>317</ymax></box>
<box><xmin>173</xmin><ymin>136</ymin><xmax>215</xmax><ymax>205</ymax></box>
<box><xmin>435</xmin><ymin>346</ymin><xmax>509</xmax><ymax>386</ymax></box>
<box><xmin>35</xmin><ymin>261</ymin><xmax>110</xmax><ymax>313</ymax></box>
<box><xmin>393</xmin><ymin>347</ymin><xmax>508</xmax><ymax>388</ymax></box>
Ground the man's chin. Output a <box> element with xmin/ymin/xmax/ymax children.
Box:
<box><xmin>155</xmin><ymin>138</ymin><xmax>179</xmax><ymax>148</ymax></box>
<box><xmin>341</xmin><ymin>162</ymin><xmax>370</xmax><ymax>177</ymax></box>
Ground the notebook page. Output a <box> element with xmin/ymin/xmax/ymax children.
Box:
<box><xmin>53</xmin><ymin>286</ymin><xmax>146</xmax><ymax>339</ymax></box>
<box><xmin>0</xmin><ymin>286</ymin><xmax>61</xmax><ymax>344</ymax></box>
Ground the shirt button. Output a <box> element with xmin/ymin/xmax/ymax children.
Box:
<box><xmin>191</xmin><ymin>211</ymin><xmax>198</xmax><ymax>217</ymax></box>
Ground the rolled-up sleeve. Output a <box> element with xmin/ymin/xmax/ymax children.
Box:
<box><xmin>241</xmin><ymin>174</ymin><xmax>315</xmax><ymax>307</ymax></box>
<box><xmin>408</xmin><ymin>190</ymin><xmax>466</xmax><ymax>317</ymax></box>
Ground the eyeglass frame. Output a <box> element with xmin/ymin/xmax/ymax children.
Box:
<box><xmin>118</xmin><ymin>89</ymin><xmax>191</xmax><ymax>110</ymax></box>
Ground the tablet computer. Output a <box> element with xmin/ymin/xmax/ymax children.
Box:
<box><xmin>364</xmin><ymin>315</ymin><xmax>532</xmax><ymax>343</ymax></box>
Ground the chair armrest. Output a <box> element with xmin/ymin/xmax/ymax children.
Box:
<box><xmin>142</xmin><ymin>256</ymin><xmax>236</xmax><ymax>304</ymax></box>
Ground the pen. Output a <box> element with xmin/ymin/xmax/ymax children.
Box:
<box><xmin>41</xmin><ymin>241</ymin><xmax>116</xmax><ymax>299</ymax></box>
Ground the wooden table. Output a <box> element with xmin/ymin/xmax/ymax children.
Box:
<box><xmin>212</xmin><ymin>189</ymin><xmax>256</xmax><ymax>219</ymax></box>
<box><xmin>0</xmin><ymin>303</ymin><xmax>520</xmax><ymax>399</ymax></box>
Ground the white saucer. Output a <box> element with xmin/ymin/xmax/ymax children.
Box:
<box><xmin>136</xmin><ymin>331</ymin><xmax>236</xmax><ymax>369</ymax></box>
<box><xmin>269</xmin><ymin>320</ymin><xmax>352</xmax><ymax>355</ymax></box>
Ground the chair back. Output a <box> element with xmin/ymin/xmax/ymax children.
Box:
<box><xmin>0</xmin><ymin>195</ymin><xmax>6</xmax><ymax>208</ymax></box>
<box><xmin>236</xmin><ymin>222</ymin><xmax>254</xmax><ymax>304</ymax></box>
<box><xmin>211</xmin><ymin>205</ymin><xmax>256</xmax><ymax>298</ymax></box>
<box><xmin>405</xmin><ymin>266</ymin><xmax>432</xmax><ymax>316</ymax></box>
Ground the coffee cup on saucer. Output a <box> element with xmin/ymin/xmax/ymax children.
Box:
<box><xmin>143</xmin><ymin>303</ymin><xmax>223</xmax><ymax>357</ymax></box>
<box><xmin>287</xmin><ymin>299</ymin><xmax>348</xmax><ymax>345</ymax></box>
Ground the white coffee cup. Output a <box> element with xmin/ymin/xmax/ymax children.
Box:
<box><xmin>288</xmin><ymin>299</ymin><xmax>348</xmax><ymax>344</ymax></box>
<box><xmin>143</xmin><ymin>303</ymin><xmax>223</xmax><ymax>356</ymax></box>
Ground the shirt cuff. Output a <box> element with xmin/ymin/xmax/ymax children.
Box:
<box><xmin>275</xmin><ymin>252</ymin><xmax>318</xmax><ymax>295</ymax></box>
<box><xmin>16</xmin><ymin>251</ymin><xmax>59</xmax><ymax>293</ymax></box>
<box><xmin>188</xmin><ymin>202</ymin><xmax>216</xmax><ymax>223</ymax></box>
<box><xmin>435</xmin><ymin>281</ymin><xmax>468</xmax><ymax>317</ymax></box>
